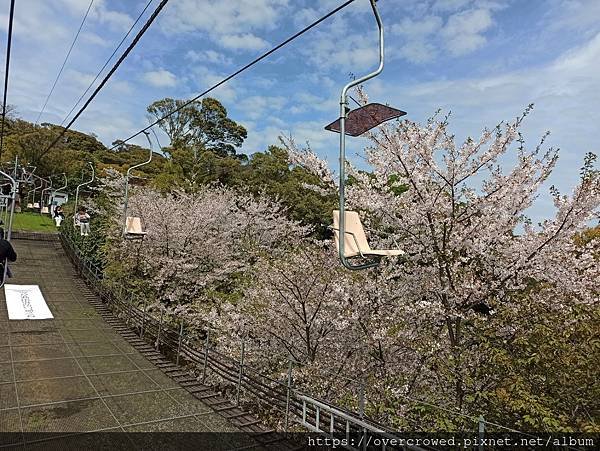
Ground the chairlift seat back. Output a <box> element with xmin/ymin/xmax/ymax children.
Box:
<box><xmin>333</xmin><ymin>210</ymin><xmax>405</xmax><ymax>258</ymax></box>
<box><xmin>325</xmin><ymin>103</ymin><xmax>406</xmax><ymax>137</ymax></box>
<box><xmin>26</xmin><ymin>203</ymin><xmax>33</xmax><ymax>209</ymax></box>
<box><xmin>33</xmin><ymin>203</ymin><xmax>40</xmax><ymax>209</ymax></box>
<box><xmin>41</xmin><ymin>207</ymin><xmax>49</xmax><ymax>214</ymax></box>
<box><xmin>125</xmin><ymin>216</ymin><xmax>147</xmax><ymax>236</ymax></box>
<box><xmin>333</xmin><ymin>210</ymin><xmax>372</xmax><ymax>258</ymax></box>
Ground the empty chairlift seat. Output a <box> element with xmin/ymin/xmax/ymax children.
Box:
<box><xmin>332</xmin><ymin>210</ymin><xmax>405</xmax><ymax>259</ymax></box>
<box><xmin>124</xmin><ymin>216</ymin><xmax>147</xmax><ymax>238</ymax></box>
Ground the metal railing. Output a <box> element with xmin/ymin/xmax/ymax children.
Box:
<box><xmin>59</xmin><ymin>231</ymin><xmax>427</xmax><ymax>451</ymax></box>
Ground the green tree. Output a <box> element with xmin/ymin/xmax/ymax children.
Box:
<box><xmin>240</xmin><ymin>146</ymin><xmax>336</xmax><ymax>238</ymax></box>
<box><xmin>147</xmin><ymin>97</ymin><xmax>247</xmax><ymax>157</ymax></box>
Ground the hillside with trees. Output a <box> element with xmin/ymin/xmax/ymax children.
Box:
<box><xmin>3</xmin><ymin>96</ymin><xmax>598</xmax><ymax>433</ymax></box>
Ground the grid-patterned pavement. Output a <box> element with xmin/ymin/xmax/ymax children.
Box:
<box><xmin>0</xmin><ymin>238</ymin><xmax>253</xmax><ymax>449</ymax></box>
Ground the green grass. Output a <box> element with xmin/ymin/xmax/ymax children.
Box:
<box><xmin>10</xmin><ymin>212</ymin><xmax>57</xmax><ymax>232</ymax></box>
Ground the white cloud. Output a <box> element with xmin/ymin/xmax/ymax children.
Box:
<box><xmin>433</xmin><ymin>0</ymin><xmax>474</xmax><ymax>12</ymax></box>
<box><xmin>57</xmin><ymin>0</ymin><xmax>134</xmax><ymax>31</ymax></box>
<box><xmin>547</xmin><ymin>0</ymin><xmax>600</xmax><ymax>32</ymax></box>
<box><xmin>441</xmin><ymin>8</ymin><xmax>494</xmax><ymax>55</ymax></box>
<box><xmin>185</xmin><ymin>50</ymin><xmax>232</xmax><ymax>65</ymax></box>
<box><xmin>161</xmin><ymin>0</ymin><xmax>287</xmax><ymax>51</ymax></box>
<box><xmin>237</xmin><ymin>95</ymin><xmax>287</xmax><ymax>120</ymax></box>
<box><xmin>220</xmin><ymin>33</ymin><xmax>269</xmax><ymax>51</ymax></box>
<box><xmin>392</xmin><ymin>16</ymin><xmax>443</xmax><ymax>63</ymax></box>
<box><xmin>1</xmin><ymin>1</ymin><xmax>69</xmax><ymax>42</ymax></box>
<box><xmin>142</xmin><ymin>69</ymin><xmax>178</xmax><ymax>88</ymax></box>
<box><xmin>81</xmin><ymin>31</ymin><xmax>110</xmax><ymax>47</ymax></box>
<box><xmin>191</xmin><ymin>67</ymin><xmax>237</xmax><ymax>102</ymax></box>
<box><xmin>299</xmin><ymin>14</ymin><xmax>380</xmax><ymax>72</ymax></box>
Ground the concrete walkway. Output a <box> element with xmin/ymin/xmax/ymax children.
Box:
<box><xmin>0</xmin><ymin>237</ymin><xmax>256</xmax><ymax>449</ymax></box>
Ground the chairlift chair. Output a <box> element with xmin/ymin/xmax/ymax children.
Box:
<box><xmin>325</xmin><ymin>0</ymin><xmax>406</xmax><ymax>270</ymax></box>
<box><xmin>124</xmin><ymin>216</ymin><xmax>147</xmax><ymax>239</ymax></box>
<box><xmin>74</xmin><ymin>162</ymin><xmax>95</xmax><ymax>226</ymax></box>
<box><xmin>333</xmin><ymin>210</ymin><xmax>405</xmax><ymax>259</ymax></box>
<box><xmin>122</xmin><ymin>129</ymin><xmax>156</xmax><ymax>239</ymax></box>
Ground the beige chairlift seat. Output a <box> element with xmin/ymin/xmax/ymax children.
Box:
<box><xmin>33</xmin><ymin>202</ymin><xmax>40</xmax><ymax>209</ymax></box>
<box><xmin>333</xmin><ymin>210</ymin><xmax>405</xmax><ymax>258</ymax></box>
<box><xmin>26</xmin><ymin>203</ymin><xmax>33</xmax><ymax>209</ymax></box>
<box><xmin>124</xmin><ymin>216</ymin><xmax>147</xmax><ymax>238</ymax></box>
<box><xmin>41</xmin><ymin>206</ymin><xmax>49</xmax><ymax>214</ymax></box>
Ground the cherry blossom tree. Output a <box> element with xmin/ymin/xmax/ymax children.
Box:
<box><xmin>97</xmin><ymin>105</ymin><xmax>599</xmax><ymax>430</ymax></box>
<box><xmin>108</xmin><ymin>184</ymin><xmax>310</xmax><ymax>330</ymax></box>
<box><xmin>281</xmin><ymin>104</ymin><xmax>599</xmax><ymax>428</ymax></box>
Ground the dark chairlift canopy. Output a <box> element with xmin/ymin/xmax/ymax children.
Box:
<box><xmin>325</xmin><ymin>103</ymin><xmax>406</xmax><ymax>137</ymax></box>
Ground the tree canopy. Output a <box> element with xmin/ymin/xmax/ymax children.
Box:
<box><xmin>147</xmin><ymin>97</ymin><xmax>247</xmax><ymax>157</ymax></box>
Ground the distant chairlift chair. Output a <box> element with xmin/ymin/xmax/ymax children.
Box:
<box><xmin>124</xmin><ymin>216</ymin><xmax>147</xmax><ymax>239</ymax></box>
<box><xmin>122</xmin><ymin>129</ymin><xmax>156</xmax><ymax>239</ymax></box>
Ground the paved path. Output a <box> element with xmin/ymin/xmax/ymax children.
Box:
<box><xmin>0</xmin><ymin>237</ymin><xmax>255</xmax><ymax>449</ymax></box>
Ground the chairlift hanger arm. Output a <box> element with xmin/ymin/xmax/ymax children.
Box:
<box><xmin>0</xmin><ymin>169</ymin><xmax>17</xmax><ymax>241</ymax></box>
<box><xmin>55</xmin><ymin>173</ymin><xmax>68</xmax><ymax>193</ymax></box>
<box><xmin>339</xmin><ymin>0</ymin><xmax>384</xmax><ymax>105</ymax></box>
<box><xmin>41</xmin><ymin>177</ymin><xmax>53</xmax><ymax>200</ymax></box>
<box><xmin>76</xmin><ymin>163</ymin><xmax>95</xmax><ymax>190</ymax></box>
<box><xmin>74</xmin><ymin>162</ymin><xmax>95</xmax><ymax>211</ymax></box>
<box><xmin>123</xmin><ymin>130</ymin><xmax>154</xmax><ymax>237</ymax></box>
<box><xmin>126</xmin><ymin>131</ymin><xmax>154</xmax><ymax>178</ymax></box>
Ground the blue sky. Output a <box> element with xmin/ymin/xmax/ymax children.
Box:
<box><xmin>1</xmin><ymin>0</ymin><xmax>599</xmax><ymax>221</ymax></box>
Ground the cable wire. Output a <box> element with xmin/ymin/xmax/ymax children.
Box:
<box><xmin>35</xmin><ymin>0</ymin><xmax>95</xmax><ymax>125</ymax></box>
<box><xmin>43</xmin><ymin>0</ymin><xmax>169</xmax><ymax>156</ymax></box>
<box><xmin>108</xmin><ymin>0</ymin><xmax>359</xmax><ymax>151</ymax></box>
<box><xmin>60</xmin><ymin>0</ymin><xmax>155</xmax><ymax>127</ymax></box>
<box><xmin>0</xmin><ymin>0</ymin><xmax>16</xmax><ymax>160</ymax></box>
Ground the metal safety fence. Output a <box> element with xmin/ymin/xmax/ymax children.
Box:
<box><xmin>59</xmin><ymin>232</ymin><xmax>425</xmax><ymax>451</ymax></box>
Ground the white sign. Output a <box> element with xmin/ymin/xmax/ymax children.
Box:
<box><xmin>5</xmin><ymin>285</ymin><xmax>54</xmax><ymax>320</ymax></box>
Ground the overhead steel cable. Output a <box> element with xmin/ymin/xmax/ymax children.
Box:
<box><xmin>108</xmin><ymin>0</ymin><xmax>359</xmax><ymax>151</ymax></box>
<box><xmin>42</xmin><ymin>0</ymin><xmax>169</xmax><ymax>156</ymax></box>
<box><xmin>0</xmin><ymin>0</ymin><xmax>16</xmax><ymax>160</ymax></box>
<box><xmin>60</xmin><ymin>0</ymin><xmax>155</xmax><ymax>127</ymax></box>
<box><xmin>35</xmin><ymin>0</ymin><xmax>95</xmax><ymax>125</ymax></box>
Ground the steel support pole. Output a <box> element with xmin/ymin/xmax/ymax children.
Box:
<box><xmin>141</xmin><ymin>297</ymin><xmax>147</xmax><ymax>338</ymax></box>
<box><xmin>359</xmin><ymin>381</ymin><xmax>366</xmax><ymax>451</ymax></box>
<box><xmin>236</xmin><ymin>339</ymin><xmax>245</xmax><ymax>406</ymax></box>
<box><xmin>176</xmin><ymin>320</ymin><xmax>184</xmax><ymax>365</ymax></box>
<box><xmin>155</xmin><ymin>308</ymin><xmax>164</xmax><ymax>350</ymax></box>
<box><xmin>285</xmin><ymin>356</ymin><xmax>293</xmax><ymax>431</ymax></box>
<box><xmin>478</xmin><ymin>415</ymin><xmax>485</xmax><ymax>451</ymax></box>
<box><xmin>202</xmin><ymin>331</ymin><xmax>209</xmax><ymax>384</ymax></box>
